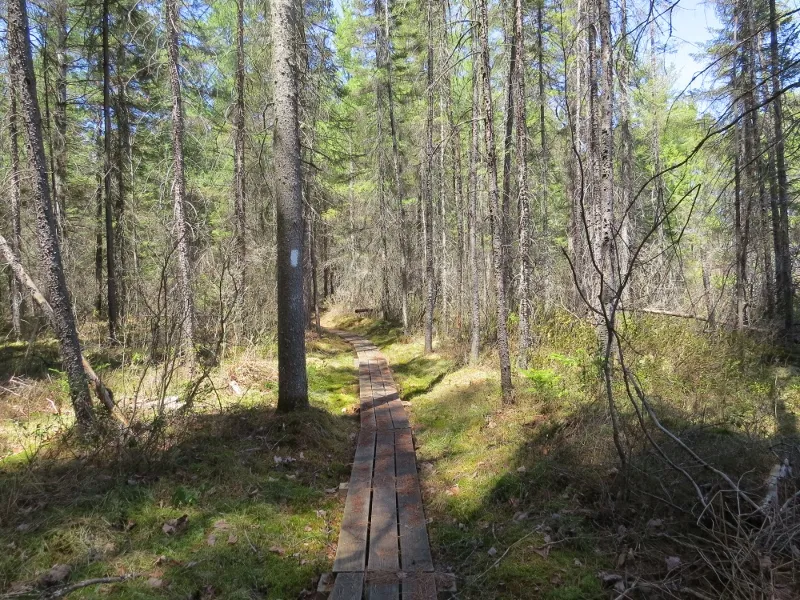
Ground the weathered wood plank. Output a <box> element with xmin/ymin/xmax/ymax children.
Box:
<box><xmin>377</xmin><ymin>361</ymin><xmax>408</xmax><ymax>429</ymax></box>
<box><xmin>333</xmin><ymin>430</ymin><xmax>376</xmax><ymax>572</ymax></box>
<box><xmin>368</xmin><ymin>582</ymin><xmax>400</xmax><ymax>600</ymax></box>
<box><xmin>401</xmin><ymin>572</ymin><xmax>437</xmax><ymax>600</ymax></box>
<box><xmin>395</xmin><ymin>429</ymin><xmax>434</xmax><ymax>572</ymax></box>
<box><xmin>360</xmin><ymin>362</ymin><xmax>377</xmax><ymax>430</ymax></box>
<box><xmin>330</xmin><ymin>572</ymin><xmax>364</xmax><ymax>600</ymax></box>
<box><xmin>371</xmin><ymin>360</ymin><xmax>394</xmax><ymax>430</ymax></box>
<box><xmin>368</xmin><ymin>430</ymin><xmax>399</xmax><ymax>572</ymax></box>
<box><xmin>367</xmin><ymin>573</ymin><xmax>400</xmax><ymax>600</ymax></box>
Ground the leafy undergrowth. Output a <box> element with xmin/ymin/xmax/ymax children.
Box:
<box><xmin>0</xmin><ymin>332</ymin><xmax>359</xmax><ymax>599</ymax></box>
<box><xmin>327</xmin><ymin>309</ymin><xmax>800</xmax><ymax>599</ymax></box>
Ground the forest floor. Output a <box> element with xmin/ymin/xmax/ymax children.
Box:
<box><xmin>327</xmin><ymin>310</ymin><xmax>800</xmax><ymax>600</ymax></box>
<box><xmin>0</xmin><ymin>332</ymin><xmax>361</xmax><ymax>599</ymax></box>
<box><xmin>1</xmin><ymin>311</ymin><xmax>799</xmax><ymax>599</ymax></box>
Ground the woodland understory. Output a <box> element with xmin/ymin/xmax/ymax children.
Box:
<box><xmin>1</xmin><ymin>0</ymin><xmax>800</xmax><ymax>596</ymax></box>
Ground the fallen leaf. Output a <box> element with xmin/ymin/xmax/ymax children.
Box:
<box><xmin>207</xmin><ymin>534</ymin><xmax>217</xmax><ymax>546</ymax></box>
<box><xmin>213</xmin><ymin>520</ymin><xmax>231</xmax><ymax>530</ymax></box>
<box><xmin>269</xmin><ymin>545</ymin><xmax>286</xmax><ymax>555</ymax></box>
<box><xmin>227</xmin><ymin>534</ymin><xmax>238</xmax><ymax>545</ymax></box>
<box><xmin>488</xmin><ymin>547</ymin><xmax>497</xmax><ymax>557</ymax></box>
<box><xmin>147</xmin><ymin>577</ymin><xmax>163</xmax><ymax>588</ymax></box>
<box><xmin>162</xmin><ymin>514</ymin><xmax>189</xmax><ymax>535</ymax></box>
<box><xmin>304</xmin><ymin>526</ymin><xmax>313</xmax><ymax>532</ymax></box>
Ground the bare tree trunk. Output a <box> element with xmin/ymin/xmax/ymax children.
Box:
<box><xmin>52</xmin><ymin>0</ymin><xmax>69</xmax><ymax>243</ymax></box>
<box><xmin>234</xmin><ymin>0</ymin><xmax>247</xmax><ymax>310</ymax></box>
<box><xmin>513</xmin><ymin>0</ymin><xmax>531</xmax><ymax>368</ymax></box>
<box><xmin>468</xmin><ymin>23</ymin><xmax>481</xmax><ymax>364</ymax></box>
<box><xmin>95</xmin><ymin>145</ymin><xmax>103</xmax><ymax>317</ymax></box>
<box><xmin>383</xmin><ymin>0</ymin><xmax>410</xmax><ymax>333</ymax></box>
<box><xmin>500</xmin><ymin>17</ymin><xmax>515</xmax><ymax>303</ymax></box>
<box><xmin>7</xmin><ymin>0</ymin><xmax>93</xmax><ymax>427</ymax></box>
<box><xmin>770</xmin><ymin>0</ymin><xmax>792</xmax><ymax>330</ymax></box>
<box><xmin>618</xmin><ymin>0</ymin><xmax>632</xmax><ymax>304</ymax></box>
<box><xmin>383</xmin><ymin>0</ymin><xmax>410</xmax><ymax>334</ymax></box>
<box><xmin>423</xmin><ymin>0</ymin><xmax>436</xmax><ymax>354</ymax></box>
<box><xmin>115</xmin><ymin>43</ymin><xmax>131</xmax><ymax>316</ymax></box>
<box><xmin>537</xmin><ymin>0</ymin><xmax>547</xmax><ymax>236</ymax></box>
<box><xmin>273</xmin><ymin>0</ymin><xmax>309</xmax><ymax>410</ymax></box>
<box><xmin>8</xmin><ymin>92</ymin><xmax>23</xmax><ymax>338</ymax></box>
<box><xmin>478</xmin><ymin>0</ymin><xmax>513</xmax><ymax>401</ymax></box>
<box><xmin>103</xmin><ymin>0</ymin><xmax>119</xmax><ymax>342</ymax></box>
<box><xmin>165</xmin><ymin>0</ymin><xmax>196</xmax><ymax>363</ymax></box>
<box><xmin>595</xmin><ymin>0</ymin><xmax>615</xmax><ymax>332</ymax></box>
<box><xmin>374</xmin><ymin>0</ymin><xmax>391</xmax><ymax>320</ymax></box>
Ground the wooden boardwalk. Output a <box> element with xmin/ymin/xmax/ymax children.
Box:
<box><xmin>330</xmin><ymin>331</ymin><xmax>435</xmax><ymax>600</ymax></box>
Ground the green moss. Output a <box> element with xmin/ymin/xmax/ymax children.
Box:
<box><xmin>0</xmin><ymin>332</ymin><xmax>358</xmax><ymax>599</ymax></box>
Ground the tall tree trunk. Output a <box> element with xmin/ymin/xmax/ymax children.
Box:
<box><xmin>770</xmin><ymin>0</ymin><xmax>792</xmax><ymax>330</ymax></box>
<box><xmin>374</xmin><ymin>0</ymin><xmax>391</xmax><ymax>320</ymax></box>
<box><xmin>234</xmin><ymin>0</ymin><xmax>247</xmax><ymax>309</ymax></box>
<box><xmin>103</xmin><ymin>0</ymin><xmax>119</xmax><ymax>342</ymax></box>
<box><xmin>596</xmin><ymin>0</ymin><xmax>614</xmax><ymax>306</ymax></box>
<box><xmin>115</xmin><ymin>43</ymin><xmax>131</xmax><ymax>316</ymax></box>
<box><xmin>273</xmin><ymin>0</ymin><xmax>309</xmax><ymax>410</ymax></box>
<box><xmin>478</xmin><ymin>0</ymin><xmax>513</xmax><ymax>401</ymax></box>
<box><xmin>7</xmin><ymin>0</ymin><xmax>93</xmax><ymax>427</ymax></box>
<box><xmin>383</xmin><ymin>0</ymin><xmax>409</xmax><ymax>333</ymax></box>
<box><xmin>52</xmin><ymin>0</ymin><xmax>68</xmax><ymax>243</ymax></box>
<box><xmin>8</xmin><ymin>93</ymin><xmax>23</xmax><ymax>338</ymax></box>
<box><xmin>468</xmin><ymin>22</ymin><xmax>481</xmax><ymax>364</ymax></box>
<box><xmin>514</xmin><ymin>0</ymin><xmax>531</xmax><ymax>368</ymax></box>
<box><xmin>537</xmin><ymin>0</ymin><xmax>547</xmax><ymax>236</ymax></box>
<box><xmin>500</xmin><ymin>17</ymin><xmax>515</xmax><ymax>302</ymax></box>
<box><xmin>165</xmin><ymin>0</ymin><xmax>196</xmax><ymax>363</ymax></box>
<box><xmin>423</xmin><ymin>0</ymin><xmax>436</xmax><ymax>354</ymax></box>
<box><xmin>618</xmin><ymin>0</ymin><xmax>632</xmax><ymax>304</ymax></box>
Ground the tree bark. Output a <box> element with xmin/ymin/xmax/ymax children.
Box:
<box><xmin>8</xmin><ymin>91</ymin><xmax>23</xmax><ymax>338</ymax></box>
<box><xmin>273</xmin><ymin>0</ymin><xmax>309</xmax><ymax>410</ymax></box>
<box><xmin>7</xmin><ymin>0</ymin><xmax>94</xmax><ymax>428</ymax></box>
<box><xmin>103</xmin><ymin>0</ymin><xmax>119</xmax><ymax>342</ymax></box>
<box><xmin>513</xmin><ymin>0</ymin><xmax>531</xmax><ymax>368</ymax></box>
<box><xmin>769</xmin><ymin>0</ymin><xmax>792</xmax><ymax>330</ymax></box>
<box><xmin>478</xmin><ymin>0</ymin><xmax>513</xmax><ymax>401</ymax></box>
<box><xmin>468</xmin><ymin>21</ymin><xmax>481</xmax><ymax>364</ymax></box>
<box><xmin>115</xmin><ymin>43</ymin><xmax>131</xmax><ymax>316</ymax></box>
<box><xmin>234</xmin><ymin>0</ymin><xmax>247</xmax><ymax>310</ymax></box>
<box><xmin>383</xmin><ymin>0</ymin><xmax>410</xmax><ymax>333</ymax></box>
<box><xmin>166</xmin><ymin>0</ymin><xmax>196</xmax><ymax>363</ymax></box>
<box><xmin>423</xmin><ymin>0</ymin><xmax>436</xmax><ymax>354</ymax></box>
<box><xmin>52</xmin><ymin>0</ymin><xmax>69</xmax><ymax>243</ymax></box>
<box><xmin>500</xmin><ymin>16</ymin><xmax>515</xmax><ymax>303</ymax></box>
